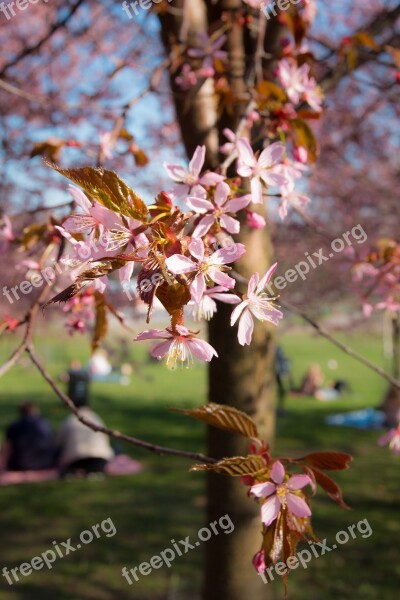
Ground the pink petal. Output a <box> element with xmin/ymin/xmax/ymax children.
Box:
<box><xmin>151</xmin><ymin>340</ymin><xmax>174</xmax><ymax>360</ymax></box>
<box><xmin>210</xmin><ymin>292</ymin><xmax>241</xmax><ymax>304</ymax></box>
<box><xmin>257</xmin><ymin>263</ymin><xmax>278</xmax><ymax>294</ymax></box>
<box><xmin>258</xmin><ymin>142</ymin><xmax>285</xmax><ymax>168</ymax></box>
<box><xmin>209</xmin><ymin>269</ymin><xmax>235</xmax><ymax>289</ymax></box>
<box><xmin>211</xmin><ymin>243</ymin><xmax>246</xmax><ymax>265</ymax></box>
<box><xmin>261</xmin><ymin>494</ymin><xmax>281</xmax><ymax>526</ymax></box>
<box><xmin>219</xmin><ymin>213</ymin><xmax>240</xmax><ymax>234</ymax></box>
<box><xmin>68</xmin><ymin>185</ymin><xmax>91</xmax><ymax>212</ymax></box>
<box><xmin>165</xmin><ymin>254</ymin><xmax>197</xmax><ymax>275</ymax></box>
<box><xmin>230</xmin><ymin>301</ymin><xmax>248</xmax><ymax>326</ymax></box>
<box><xmin>271</xmin><ymin>461</ymin><xmax>285</xmax><ymax>484</ymax></box>
<box><xmin>214</xmin><ymin>181</ymin><xmax>230</xmax><ymax>206</ymax></box>
<box><xmin>189</xmin><ymin>238</ymin><xmax>205</xmax><ymax>261</ymax></box>
<box><xmin>193</xmin><ymin>215</ymin><xmax>215</xmax><ymax>237</ymax></box>
<box><xmin>63</xmin><ymin>215</ymin><xmax>97</xmax><ymax>234</ymax></box>
<box><xmin>164</xmin><ymin>163</ymin><xmax>188</xmax><ymax>183</ymax></box>
<box><xmin>251</xmin><ymin>177</ymin><xmax>264</xmax><ymax>204</ymax></box>
<box><xmin>200</xmin><ymin>172</ymin><xmax>225</xmax><ymax>186</ymax></box>
<box><xmin>287</xmin><ymin>475</ymin><xmax>312</xmax><ymax>491</ymax></box>
<box><xmin>237</xmin><ymin>138</ymin><xmax>256</xmax><ymax>168</ymax></box>
<box><xmin>237</xmin><ymin>163</ymin><xmax>253</xmax><ymax>178</ymax></box>
<box><xmin>223</xmin><ymin>128</ymin><xmax>236</xmax><ymax>142</ymax></box>
<box><xmin>190</xmin><ymin>274</ymin><xmax>206</xmax><ymax>303</ymax></box>
<box><xmin>187</xmin><ymin>338</ymin><xmax>218</xmax><ymax>362</ymax></box>
<box><xmin>186</xmin><ymin>196</ymin><xmax>214</xmax><ymax>214</ymax></box>
<box><xmin>119</xmin><ymin>262</ymin><xmax>134</xmax><ymax>285</ymax></box>
<box><xmin>224</xmin><ymin>195</ymin><xmax>252</xmax><ymax>213</ymax></box>
<box><xmin>237</xmin><ymin>309</ymin><xmax>254</xmax><ymax>346</ymax></box>
<box><xmin>135</xmin><ymin>329</ymin><xmax>170</xmax><ymax>341</ymax></box>
<box><xmin>250</xmin><ymin>481</ymin><xmax>276</xmax><ymax>498</ymax></box>
<box><xmin>286</xmin><ymin>493</ymin><xmax>312</xmax><ymax>518</ymax></box>
<box><xmin>247</xmin><ymin>273</ymin><xmax>260</xmax><ymax>297</ymax></box>
<box><xmin>189</xmin><ymin>146</ymin><xmax>206</xmax><ymax>177</ymax></box>
<box><xmin>260</xmin><ymin>170</ymin><xmax>288</xmax><ymax>188</ymax></box>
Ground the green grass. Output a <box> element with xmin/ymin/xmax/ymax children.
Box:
<box><xmin>0</xmin><ymin>326</ymin><xmax>398</xmax><ymax>600</ymax></box>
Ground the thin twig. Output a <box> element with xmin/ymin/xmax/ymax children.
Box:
<box><xmin>26</xmin><ymin>346</ymin><xmax>217</xmax><ymax>464</ymax></box>
<box><xmin>281</xmin><ymin>299</ymin><xmax>400</xmax><ymax>390</ymax></box>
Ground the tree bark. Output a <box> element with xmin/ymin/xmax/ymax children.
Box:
<box><xmin>159</xmin><ymin>3</ymin><xmax>281</xmax><ymax>598</ymax></box>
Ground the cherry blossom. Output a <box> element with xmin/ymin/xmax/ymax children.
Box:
<box><xmin>237</xmin><ymin>138</ymin><xmax>288</xmax><ymax>204</ymax></box>
<box><xmin>61</xmin><ymin>185</ymin><xmax>121</xmax><ymax>239</ymax></box>
<box><xmin>175</xmin><ymin>64</ymin><xmax>198</xmax><ymax>90</ymax></box>
<box><xmin>378</xmin><ymin>425</ymin><xmax>400</xmax><ymax>455</ymax></box>
<box><xmin>246</xmin><ymin>211</ymin><xmax>266</xmax><ymax>229</ymax></box>
<box><xmin>164</xmin><ymin>146</ymin><xmax>224</xmax><ymax>200</ymax></box>
<box><xmin>250</xmin><ymin>461</ymin><xmax>312</xmax><ymax>526</ymax></box>
<box><xmin>279</xmin><ymin>182</ymin><xmax>311</xmax><ymax>220</ymax></box>
<box><xmin>220</xmin><ymin>128</ymin><xmax>238</xmax><ymax>156</ymax></box>
<box><xmin>187</xmin><ymin>182</ymin><xmax>251</xmax><ymax>237</ymax></box>
<box><xmin>190</xmin><ymin>286</ymin><xmax>240</xmax><ymax>321</ymax></box>
<box><xmin>166</xmin><ymin>238</ymin><xmax>246</xmax><ymax>303</ymax></box>
<box><xmin>134</xmin><ymin>325</ymin><xmax>218</xmax><ymax>368</ymax></box>
<box><xmin>277</xmin><ymin>59</ymin><xmax>323</xmax><ymax>112</ymax></box>
<box><xmin>188</xmin><ymin>33</ymin><xmax>228</xmax><ymax>73</ymax></box>
<box><xmin>231</xmin><ymin>263</ymin><xmax>283</xmax><ymax>346</ymax></box>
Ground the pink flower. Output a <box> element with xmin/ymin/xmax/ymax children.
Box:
<box><xmin>252</xmin><ymin>549</ymin><xmax>266</xmax><ymax>574</ymax></box>
<box><xmin>134</xmin><ymin>325</ymin><xmax>218</xmax><ymax>368</ymax></box>
<box><xmin>250</xmin><ymin>461</ymin><xmax>312</xmax><ymax>526</ymax></box>
<box><xmin>187</xmin><ymin>182</ymin><xmax>251</xmax><ymax>237</ymax></box>
<box><xmin>166</xmin><ymin>238</ymin><xmax>246</xmax><ymax>303</ymax></box>
<box><xmin>99</xmin><ymin>131</ymin><xmax>114</xmax><ymax>160</ymax></box>
<box><xmin>246</xmin><ymin>211</ymin><xmax>266</xmax><ymax>229</ymax></box>
<box><xmin>164</xmin><ymin>146</ymin><xmax>224</xmax><ymax>200</ymax></box>
<box><xmin>378</xmin><ymin>426</ymin><xmax>400</xmax><ymax>454</ymax></box>
<box><xmin>277</xmin><ymin>59</ymin><xmax>309</xmax><ymax>104</ymax></box>
<box><xmin>188</xmin><ymin>33</ymin><xmax>228</xmax><ymax>72</ymax></box>
<box><xmin>176</xmin><ymin>64</ymin><xmax>198</xmax><ymax>90</ymax></box>
<box><xmin>303</xmin><ymin>0</ymin><xmax>318</xmax><ymax>23</ymax></box>
<box><xmin>237</xmin><ymin>138</ymin><xmax>287</xmax><ymax>204</ymax></box>
<box><xmin>220</xmin><ymin>128</ymin><xmax>238</xmax><ymax>156</ymax></box>
<box><xmin>62</xmin><ymin>185</ymin><xmax>121</xmax><ymax>238</ymax></box>
<box><xmin>277</xmin><ymin>59</ymin><xmax>323</xmax><ymax>112</ymax></box>
<box><xmin>279</xmin><ymin>182</ymin><xmax>311</xmax><ymax>220</ymax></box>
<box><xmin>190</xmin><ymin>286</ymin><xmax>240</xmax><ymax>321</ymax></box>
<box><xmin>231</xmin><ymin>264</ymin><xmax>283</xmax><ymax>346</ymax></box>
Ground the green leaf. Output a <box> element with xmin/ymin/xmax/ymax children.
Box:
<box><xmin>47</xmin><ymin>163</ymin><xmax>148</xmax><ymax>222</ymax></box>
<box><xmin>174</xmin><ymin>403</ymin><xmax>259</xmax><ymax>439</ymax></box>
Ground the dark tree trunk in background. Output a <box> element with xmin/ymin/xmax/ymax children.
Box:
<box><xmin>382</xmin><ymin>316</ymin><xmax>400</xmax><ymax>426</ymax></box>
<box><xmin>159</xmin><ymin>3</ymin><xmax>283</xmax><ymax>598</ymax></box>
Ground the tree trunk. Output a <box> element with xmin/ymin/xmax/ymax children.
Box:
<box><xmin>382</xmin><ymin>316</ymin><xmax>400</xmax><ymax>427</ymax></box>
<box><xmin>159</xmin><ymin>3</ymin><xmax>281</xmax><ymax>598</ymax></box>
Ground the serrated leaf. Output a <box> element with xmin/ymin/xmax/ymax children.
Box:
<box><xmin>191</xmin><ymin>455</ymin><xmax>267</xmax><ymax>476</ymax></box>
<box><xmin>257</xmin><ymin>81</ymin><xmax>287</xmax><ymax>103</ymax></box>
<box><xmin>45</xmin><ymin>259</ymin><xmax>126</xmax><ymax>306</ymax></box>
<box><xmin>174</xmin><ymin>403</ymin><xmax>259</xmax><ymax>439</ymax></box>
<box><xmin>354</xmin><ymin>32</ymin><xmax>379</xmax><ymax>51</ymax></box>
<box><xmin>296</xmin><ymin>451</ymin><xmax>353</xmax><ymax>471</ymax></box>
<box><xmin>47</xmin><ymin>163</ymin><xmax>148</xmax><ymax>222</ymax></box>
<box><xmin>309</xmin><ymin>467</ymin><xmax>350</xmax><ymax>509</ymax></box>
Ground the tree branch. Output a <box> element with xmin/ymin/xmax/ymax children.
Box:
<box><xmin>281</xmin><ymin>299</ymin><xmax>400</xmax><ymax>391</ymax></box>
<box><xmin>26</xmin><ymin>345</ymin><xmax>217</xmax><ymax>465</ymax></box>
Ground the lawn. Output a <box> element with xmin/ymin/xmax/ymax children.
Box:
<box><xmin>0</xmin><ymin>324</ymin><xmax>398</xmax><ymax>600</ymax></box>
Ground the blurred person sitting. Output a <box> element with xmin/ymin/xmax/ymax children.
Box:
<box><xmin>57</xmin><ymin>396</ymin><xmax>114</xmax><ymax>478</ymax></box>
<box><xmin>0</xmin><ymin>402</ymin><xmax>56</xmax><ymax>472</ymax></box>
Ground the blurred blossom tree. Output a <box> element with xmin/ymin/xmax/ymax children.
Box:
<box><xmin>0</xmin><ymin>1</ymin><xmax>399</xmax><ymax>598</ymax></box>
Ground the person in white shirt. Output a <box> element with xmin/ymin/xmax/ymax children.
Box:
<box><xmin>57</xmin><ymin>398</ymin><xmax>114</xmax><ymax>477</ymax></box>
